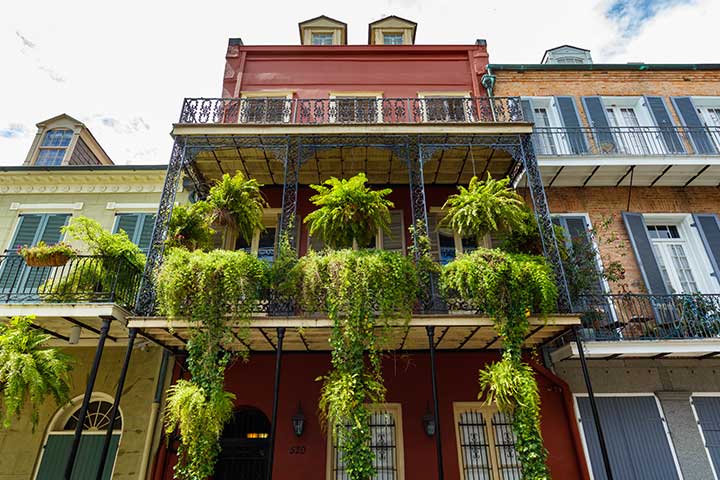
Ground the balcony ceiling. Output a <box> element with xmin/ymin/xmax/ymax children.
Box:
<box><xmin>127</xmin><ymin>315</ymin><xmax>579</xmax><ymax>352</ymax></box>
<box><xmin>551</xmin><ymin>339</ymin><xmax>720</xmax><ymax>361</ymax></box>
<box><xmin>539</xmin><ymin>162</ymin><xmax>720</xmax><ymax>188</ymax></box>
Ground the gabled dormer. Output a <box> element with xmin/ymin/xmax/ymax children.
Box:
<box><xmin>541</xmin><ymin>45</ymin><xmax>593</xmax><ymax>65</ymax></box>
<box><xmin>23</xmin><ymin>114</ymin><xmax>113</xmax><ymax>167</ymax></box>
<box><xmin>368</xmin><ymin>15</ymin><xmax>417</xmax><ymax>45</ymax></box>
<box><xmin>298</xmin><ymin>15</ymin><xmax>347</xmax><ymax>46</ymax></box>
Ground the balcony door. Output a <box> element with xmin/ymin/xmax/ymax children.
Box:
<box><xmin>697</xmin><ymin>105</ymin><xmax>720</xmax><ymax>150</ymax></box>
<box><xmin>605</xmin><ymin>106</ymin><xmax>651</xmax><ymax>154</ymax></box>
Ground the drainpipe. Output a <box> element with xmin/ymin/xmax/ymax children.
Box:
<box><xmin>139</xmin><ymin>349</ymin><xmax>171</xmax><ymax>480</ymax></box>
<box><xmin>480</xmin><ymin>68</ymin><xmax>497</xmax><ymax>121</ymax></box>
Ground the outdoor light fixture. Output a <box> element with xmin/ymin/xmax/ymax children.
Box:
<box><xmin>69</xmin><ymin>325</ymin><xmax>81</xmax><ymax>345</ymax></box>
<box><xmin>292</xmin><ymin>402</ymin><xmax>305</xmax><ymax>437</ymax></box>
<box><xmin>422</xmin><ymin>404</ymin><xmax>436</xmax><ymax>437</ymax></box>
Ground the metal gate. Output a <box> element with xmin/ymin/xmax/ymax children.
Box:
<box><xmin>215</xmin><ymin>407</ymin><xmax>270</xmax><ymax>480</ymax></box>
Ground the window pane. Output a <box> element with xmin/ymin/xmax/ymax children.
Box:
<box><xmin>333</xmin><ymin>411</ymin><xmax>399</xmax><ymax>480</ymax></box>
<box><xmin>312</xmin><ymin>33</ymin><xmax>334</xmax><ymax>45</ymax></box>
<box><xmin>41</xmin><ymin>129</ymin><xmax>73</xmax><ymax>147</ymax></box>
<box><xmin>258</xmin><ymin>227</ymin><xmax>276</xmax><ymax>263</ymax></box>
<box><xmin>458</xmin><ymin>410</ymin><xmax>492</xmax><ymax>480</ymax></box>
<box><xmin>492</xmin><ymin>412</ymin><xmax>522</xmax><ymax>480</ymax></box>
<box><xmin>669</xmin><ymin>243</ymin><xmax>699</xmax><ymax>293</ymax></box>
<box><xmin>383</xmin><ymin>34</ymin><xmax>403</xmax><ymax>45</ymax></box>
<box><xmin>36</xmin><ymin>148</ymin><xmax>66</xmax><ymax>166</ymax></box>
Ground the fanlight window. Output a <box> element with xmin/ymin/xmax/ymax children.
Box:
<box><xmin>61</xmin><ymin>400</ymin><xmax>122</xmax><ymax>432</ymax></box>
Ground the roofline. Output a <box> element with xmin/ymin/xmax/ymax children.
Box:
<box><xmin>488</xmin><ymin>63</ymin><xmax>720</xmax><ymax>71</ymax></box>
<box><xmin>0</xmin><ymin>165</ymin><xmax>168</xmax><ymax>173</ymax></box>
<box><xmin>229</xmin><ymin>44</ymin><xmax>484</xmax><ymax>55</ymax></box>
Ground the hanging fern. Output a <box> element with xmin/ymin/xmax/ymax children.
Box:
<box><xmin>0</xmin><ymin>316</ymin><xmax>73</xmax><ymax>429</ymax></box>
<box><xmin>304</xmin><ymin>173</ymin><xmax>394</xmax><ymax>249</ymax></box>
<box><xmin>291</xmin><ymin>250</ymin><xmax>417</xmax><ymax>480</ymax></box>
<box><xmin>441</xmin><ymin>248</ymin><xmax>557</xmax><ymax>479</ymax></box>
<box><xmin>207</xmin><ymin>172</ymin><xmax>268</xmax><ymax>244</ymax></box>
<box><xmin>440</xmin><ymin>174</ymin><xmax>527</xmax><ymax>243</ymax></box>
<box><xmin>166</xmin><ymin>202</ymin><xmax>216</xmax><ymax>251</ymax></box>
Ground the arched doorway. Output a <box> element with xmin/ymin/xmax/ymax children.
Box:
<box><xmin>35</xmin><ymin>393</ymin><xmax>122</xmax><ymax>480</ymax></box>
<box><xmin>215</xmin><ymin>406</ymin><xmax>271</xmax><ymax>480</ymax></box>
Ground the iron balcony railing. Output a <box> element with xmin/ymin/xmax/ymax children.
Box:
<box><xmin>533</xmin><ymin>126</ymin><xmax>720</xmax><ymax>156</ymax></box>
<box><xmin>0</xmin><ymin>255</ymin><xmax>142</xmax><ymax>310</ymax></box>
<box><xmin>178</xmin><ymin>96</ymin><xmax>524</xmax><ymax>125</ymax></box>
<box><xmin>576</xmin><ymin>293</ymin><xmax>720</xmax><ymax>341</ymax></box>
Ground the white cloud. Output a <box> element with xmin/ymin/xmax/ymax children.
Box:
<box><xmin>0</xmin><ymin>0</ymin><xmax>717</xmax><ymax>166</ymax></box>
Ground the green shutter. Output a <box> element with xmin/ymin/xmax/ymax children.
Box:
<box><xmin>24</xmin><ymin>214</ymin><xmax>70</xmax><ymax>293</ymax></box>
<box><xmin>0</xmin><ymin>215</ymin><xmax>43</xmax><ymax>292</ymax></box>
<box><xmin>137</xmin><ymin>214</ymin><xmax>156</xmax><ymax>252</ymax></box>
<box><xmin>36</xmin><ymin>434</ymin><xmax>120</xmax><ymax>480</ymax></box>
<box><xmin>114</xmin><ymin>214</ymin><xmax>139</xmax><ymax>241</ymax></box>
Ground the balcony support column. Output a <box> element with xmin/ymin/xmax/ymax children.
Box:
<box><xmin>279</xmin><ymin>138</ymin><xmax>300</xmax><ymax>249</ymax></box>
<box><xmin>136</xmin><ymin>139</ymin><xmax>187</xmax><ymax>316</ymax></box>
<box><xmin>574</xmin><ymin>326</ymin><xmax>614</xmax><ymax>480</ymax></box>
<box><xmin>517</xmin><ymin>135</ymin><xmax>572</xmax><ymax>311</ymax></box>
<box><xmin>96</xmin><ymin>327</ymin><xmax>137</xmax><ymax>480</ymax></box>
<box><xmin>64</xmin><ymin>316</ymin><xmax>112</xmax><ymax>480</ymax></box>
<box><xmin>266</xmin><ymin>327</ymin><xmax>286</xmax><ymax>480</ymax></box>
<box><xmin>426</xmin><ymin>326</ymin><xmax>444</xmax><ymax>480</ymax></box>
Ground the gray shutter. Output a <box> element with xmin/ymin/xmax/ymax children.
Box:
<box><xmin>114</xmin><ymin>214</ymin><xmax>139</xmax><ymax>241</ymax></box>
<box><xmin>40</xmin><ymin>214</ymin><xmax>69</xmax><ymax>245</ymax></box>
<box><xmin>520</xmin><ymin>99</ymin><xmax>535</xmax><ymax>123</ymax></box>
<box><xmin>694</xmin><ymin>214</ymin><xmax>720</xmax><ymax>284</ymax></box>
<box><xmin>692</xmin><ymin>396</ymin><xmax>720</xmax><ymax>475</ymax></box>
<box><xmin>577</xmin><ymin>396</ymin><xmax>680</xmax><ymax>480</ymax></box>
<box><xmin>582</xmin><ymin>96</ymin><xmax>616</xmax><ymax>153</ymax></box>
<box><xmin>5</xmin><ymin>215</ymin><xmax>43</xmax><ymax>252</ymax></box>
<box><xmin>622</xmin><ymin>212</ymin><xmax>669</xmax><ymax>295</ymax></box>
<box><xmin>427</xmin><ymin>213</ymin><xmax>440</xmax><ymax>262</ymax></box>
<box><xmin>672</xmin><ymin>97</ymin><xmax>717</xmax><ymax>154</ymax></box>
<box><xmin>36</xmin><ymin>434</ymin><xmax>120</xmax><ymax>480</ymax></box>
<box><xmin>560</xmin><ymin>216</ymin><xmax>605</xmax><ymax>295</ymax></box>
<box><xmin>382</xmin><ymin>211</ymin><xmax>405</xmax><ymax>252</ymax></box>
<box><xmin>24</xmin><ymin>214</ymin><xmax>70</xmax><ymax>292</ymax></box>
<box><xmin>644</xmin><ymin>96</ymin><xmax>685</xmax><ymax>154</ymax></box>
<box><xmin>137</xmin><ymin>214</ymin><xmax>156</xmax><ymax>252</ymax></box>
<box><xmin>555</xmin><ymin>96</ymin><xmax>588</xmax><ymax>154</ymax></box>
<box><xmin>0</xmin><ymin>215</ymin><xmax>43</xmax><ymax>292</ymax></box>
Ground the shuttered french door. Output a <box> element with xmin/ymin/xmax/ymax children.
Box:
<box><xmin>35</xmin><ymin>434</ymin><xmax>119</xmax><ymax>480</ymax></box>
<box><xmin>576</xmin><ymin>396</ymin><xmax>681</xmax><ymax>480</ymax></box>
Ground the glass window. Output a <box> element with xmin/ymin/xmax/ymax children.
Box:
<box><xmin>36</xmin><ymin>128</ymin><xmax>73</xmax><ymax>166</ymax></box>
<box><xmin>312</xmin><ymin>33</ymin><xmax>334</xmax><ymax>45</ymax></box>
<box><xmin>647</xmin><ymin>223</ymin><xmax>700</xmax><ymax>293</ymax></box>
<box><xmin>257</xmin><ymin>227</ymin><xmax>276</xmax><ymax>263</ymax></box>
<box><xmin>383</xmin><ymin>33</ymin><xmax>404</xmax><ymax>45</ymax></box>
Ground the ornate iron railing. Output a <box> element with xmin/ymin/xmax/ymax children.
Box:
<box><xmin>575</xmin><ymin>293</ymin><xmax>720</xmax><ymax>340</ymax></box>
<box><xmin>178</xmin><ymin>97</ymin><xmax>524</xmax><ymax>125</ymax></box>
<box><xmin>533</xmin><ymin>126</ymin><xmax>720</xmax><ymax>156</ymax></box>
<box><xmin>0</xmin><ymin>255</ymin><xmax>142</xmax><ymax>310</ymax></box>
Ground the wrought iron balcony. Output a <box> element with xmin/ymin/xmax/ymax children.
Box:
<box><xmin>533</xmin><ymin>126</ymin><xmax>720</xmax><ymax>156</ymax></box>
<box><xmin>576</xmin><ymin>293</ymin><xmax>720</xmax><ymax>341</ymax></box>
<box><xmin>0</xmin><ymin>255</ymin><xmax>142</xmax><ymax>310</ymax></box>
<box><xmin>178</xmin><ymin>96</ymin><xmax>524</xmax><ymax>125</ymax></box>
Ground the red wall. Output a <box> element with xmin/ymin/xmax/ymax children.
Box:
<box><xmin>153</xmin><ymin>351</ymin><xmax>587</xmax><ymax>479</ymax></box>
<box><xmin>222</xmin><ymin>45</ymin><xmax>489</xmax><ymax>100</ymax></box>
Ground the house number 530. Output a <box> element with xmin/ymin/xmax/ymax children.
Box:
<box><xmin>289</xmin><ymin>446</ymin><xmax>306</xmax><ymax>455</ymax></box>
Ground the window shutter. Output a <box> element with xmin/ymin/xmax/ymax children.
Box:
<box><xmin>39</xmin><ymin>214</ymin><xmax>69</xmax><ymax>245</ymax></box>
<box><xmin>691</xmin><ymin>396</ymin><xmax>720</xmax><ymax>475</ymax></box>
<box><xmin>558</xmin><ymin>216</ymin><xmax>605</xmax><ymax>295</ymax></box>
<box><xmin>582</xmin><ymin>96</ymin><xmax>616</xmax><ymax>153</ymax></box>
<box><xmin>382</xmin><ymin>211</ymin><xmax>405</xmax><ymax>252</ymax></box>
<box><xmin>137</xmin><ymin>215</ymin><xmax>156</xmax><ymax>252</ymax></box>
<box><xmin>0</xmin><ymin>215</ymin><xmax>43</xmax><ymax>292</ymax></box>
<box><xmin>114</xmin><ymin>214</ymin><xmax>139</xmax><ymax>241</ymax></box>
<box><xmin>622</xmin><ymin>212</ymin><xmax>669</xmax><ymax>295</ymax></box>
<box><xmin>6</xmin><ymin>215</ymin><xmax>43</xmax><ymax>252</ymax></box>
<box><xmin>672</xmin><ymin>97</ymin><xmax>717</xmax><ymax>154</ymax></box>
<box><xmin>520</xmin><ymin>99</ymin><xmax>535</xmax><ymax>123</ymax></box>
<box><xmin>693</xmin><ymin>214</ymin><xmax>720</xmax><ymax>284</ymax></box>
<box><xmin>644</xmin><ymin>96</ymin><xmax>685</xmax><ymax>154</ymax></box>
<box><xmin>555</xmin><ymin>96</ymin><xmax>588</xmax><ymax>154</ymax></box>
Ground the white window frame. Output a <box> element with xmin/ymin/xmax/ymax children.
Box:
<box><xmin>382</xmin><ymin>31</ymin><xmax>405</xmax><ymax>45</ymax></box>
<box><xmin>644</xmin><ymin>213</ymin><xmax>720</xmax><ymax>294</ymax></box>
<box><xmin>572</xmin><ymin>393</ymin><xmax>684</xmax><ymax>480</ymax></box>
<box><xmin>239</xmin><ymin>91</ymin><xmax>293</xmax><ymax>124</ymax></box>
<box><xmin>418</xmin><ymin>92</ymin><xmax>474</xmax><ymax>123</ymax></box>
<box><xmin>328</xmin><ymin>92</ymin><xmax>384</xmax><ymax>124</ymax></box>
<box><xmin>453</xmin><ymin>402</ymin><xmax>521</xmax><ymax>480</ymax></box>
<box><xmin>35</xmin><ymin>128</ymin><xmax>74</xmax><ymax>166</ymax></box>
<box><xmin>307</xmin><ymin>210</ymin><xmax>404</xmax><ymax>253</ymax></box>
<box><xmin>526</xmin><ymin>97</ymin><xmax>572</xmax><ymax>155</ymax></box>
<box><xmin>690</xmin><ymin>393</ymin><xmax>720</xmax><ymax>480</ymax></box>
<box><xmin>428</xmin><ymin>208</ymin><xmax>488</xmax><ymax>264</ymax></box>
<box><xmin>311</xmin><ymin>31</ymin><xmax>336</xmax><ymax>45</ymax></box>
<box><xmin>325</xmin><ymin>403</ymin><xmax>405</xmax><ymax>480</ymax></box>
<box><xmin>232</xmin><ymin>208</ymin><xmax>281</xmax><ymax>259</ymax></box>
<box><xmin>602</xmin><ymin>96</ymin><xmax>662</xmax><ymax>154</ymax></box>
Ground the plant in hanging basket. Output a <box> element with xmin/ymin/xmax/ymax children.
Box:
<box><xmin>206</xmin><ymin>172</ymin><xmax>268</xmax><ymax>245</ymax></box>
<box><xmin>18</xmin><ymin>241</ymin><xmax>76</xmax><ymax>267</ymax></box>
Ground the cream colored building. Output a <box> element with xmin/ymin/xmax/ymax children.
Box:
<box><xmin>0</xmin><ymin>114</ymin><xmax>187</xmax><ymax>480</ymax></box>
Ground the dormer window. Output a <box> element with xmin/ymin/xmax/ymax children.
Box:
<box><xmin>36</xmin><ymin>128</ymin><xmax>73</xmax><ymax>166</ymax></box>
<box><xmin>311</xmin><ymin>33</ymin><xmax>334</xmax><ymax>45</ymax></box>
<box><xmin>368</xmin><ymin>15</ymin><xmax>417</xmax><ymax>45</ymax></box>
<box><xmin>541</xmin><ymin>45</ymin><xmax>593</xmax><ymax>65</ymax></box>
<box><xmin>383</xmin><ymin>33</ymin><xmax>404</xmax><ymax>45</ymax></box>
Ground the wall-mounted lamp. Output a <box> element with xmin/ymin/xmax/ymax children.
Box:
<box><xmin>422</xmin><ymin>404</ymin><xmax>436</xmax><ymax>437</ymax></box>
<box><xmin>292</xmin><ymin>402</ymin><xmax>305</xmax><ymax>437</ymax></box>
<box><xmin>69</xmin><ymin>325</ymin><xmax>81</xmax><ymax>345</ymax></box>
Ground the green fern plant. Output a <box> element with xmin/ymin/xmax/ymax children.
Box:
<box><xmin>304</xmin><ymin>173</ymin><xmax>393</xmax><ymax>249</ymax></box>
<box><xmin>440</xmin><ymin>174</ymin><xmax>527</xmax><ymax>244</ymax></box>
<box><xmin>0</xmin><ymin>316</ymin><xmax>73</xmax><ymax>429</ymax></box>
<box><xmin>207</xmin><ymin>172</ymin><xmax>268</xmax><ymax>245</ymax></box>
<box><xmin>166</xmin><ymin>202</ymin><xmax>216</xmax><ymax>251</ymax></box>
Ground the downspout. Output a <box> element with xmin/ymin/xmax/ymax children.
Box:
<box><xmin>480</xmin><ymin>66</ymin><xmax>497</xmax><ymax>120</ymax></box>
<box><xmin>139</xmin><ymin>349</ymin><xmax>171</xmax><ymax>480</ymax></box>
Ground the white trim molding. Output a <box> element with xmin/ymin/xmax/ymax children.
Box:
<box><xmin>9</xmin><ymin>202</ymin><xmax>83</xmax><ymax>212</ymax></box>
<box><xmin>106</xmin><ymin>202</ymin><xmax>159</xmax><ymax>212</ymax></box>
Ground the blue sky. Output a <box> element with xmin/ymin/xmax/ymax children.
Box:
<box><xmin>0</xmin><ymin>0</ymin><xmax>716</xmax><ymax>165</ymax></box>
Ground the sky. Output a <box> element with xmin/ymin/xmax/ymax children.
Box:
<box><xmin>0</xmin><ymin>0</ymin><xmax>717</xmax><ymax>166</ymax></box>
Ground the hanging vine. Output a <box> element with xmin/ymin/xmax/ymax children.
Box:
<box><xmin>157</xmin><ymin>248</ymin><xmax>266</xmax><ymax>479</ymax></box>
<box><xmin>291</xmin><ymin>250</ymin><xmax>417</xmax><ymax>480</ymax></box>
<box><xmin>441</xmin><ymin>248</ymin><xmax>557</xmax><ymax>479</ymax></box>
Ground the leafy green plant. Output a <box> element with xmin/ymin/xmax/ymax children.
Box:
<box><xmin>441</xmin><ymin>248</ymin><xmax>557</xmax><ymax>479</ymax></box>
<box><xmin>207</xmin><ymin>172</ymin><xmax>268</xmax><ymax>245</ymax></box>
<box><xmin>18</xmin><ymin>241</ymin><xmax>76</xmax><ymax>267</ymax></box>
<box><xmin>440</xmin><ymin>174</ymin><xmax>527</xmax><ymax>244</ymax></box>
<box><xmin>304</xmin><ymin>173</ymin><xmax>393</xmax><ymax>249</ymax></box>
<box><xmin>166</xmin><ymin>202</ymin><xmax>216</xmax><ymax>251</ymax></box>
<box><xmin>291</xmin><ymin>249</ymin><xmax>417</xmax><ymax>480</ymax></box>
<box><xmin>157</xmin><ymin>248</ymin><xmax>267</xmax><ymax>480</ymax></box>
<box><xmin>62</xmin><ymin>216</ymin><xmax>145</xmax><ymax>269</ymax></box>
<box><xmin>0</xmin><ymin>316</ymin><xmax>73</xmax><ymax>429</ymax></box>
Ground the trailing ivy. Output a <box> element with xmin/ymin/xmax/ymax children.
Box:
<box><xmin>157</xmin><ymin>248</ymin><xmax>267</xmax><ymax>480</ymax></box>
<box><xmin>441</xmin><ymin>248</ymin><xmax>557</xmax><ymax>479</ymax></box>
<box><xmin>0</xmin><ymin>316</ymin><xmax>73</xmax><ymax>430</ymax></box>
<box><xmin>291</xmin><ymin>250</ymin><xmax>417</xmax><ymax>480</ymax></box>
